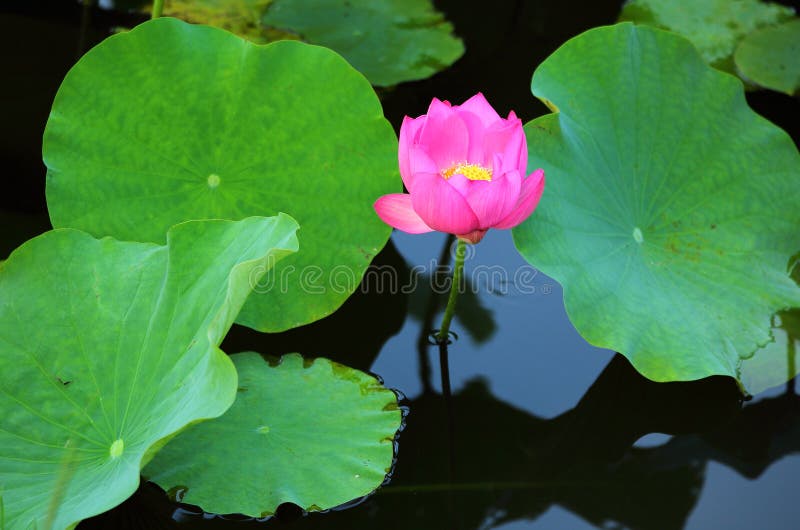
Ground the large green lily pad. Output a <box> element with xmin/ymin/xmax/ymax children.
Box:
<box><xmin>262</xmin><ymin>0</ymin><xmax>465</xmax><ymax>86</ymax></box>
<box><xmin>735</xmin><ymin>18</ymin><xmax>800</xmax><ymax>95</ymax></box>
<box><xmin>619</xmin><ymin>0</ymin><xmax>795</xmax><ymax>72</ymax></box>
<box><xmin>145</xmin><ymin>352</ymin><xmax>402</xmax><ymax>516</ymax></box>
<box><xmin>0</xmin><ymin>215</ymin><xmax>298</xmax><ymax>529</ymax></box>
<box><xmin>513</xmin><ymin>23</ymin><xmax>800</xmax><ymax>382</ymax></box>
<box><xmin>44</xmin><ymin>17</ymin><xmax>399</xmax><ymax>332</ymax></box>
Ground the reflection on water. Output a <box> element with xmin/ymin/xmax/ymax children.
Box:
<box><xmin>81</xmin><ymin>225</ymin><xmax>800</xmax><ymax>529</ymax></box>
<box><xmin>79</xmin><ymin>344</ymin><xmax>800</xmax><ymax>529</ymax></box>
<box><xmin>82</xmin><ymin>230</ymin><xmax>800</xmax><ymax>529</ymax></box>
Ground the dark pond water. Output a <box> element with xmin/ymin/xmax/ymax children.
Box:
<box><xmin>2</xmin><ymin>1</ymin><xmax>800</xmax><ymax>529</ymax></box>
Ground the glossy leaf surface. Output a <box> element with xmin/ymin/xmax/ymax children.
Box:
<box><xmin>263</xmin><ymin>0</ymin><xmax>464</xmax><ymax>86</ymax></box>
<box><xmin>619</xmin><ymin>0</ymin><xmax>795</xmax><ymax>71</ymax></box>
<box><xmin>513</xmin><ymin>23</ymin><xmax>800</xmax><ymax>382</ymax></box>
<box><xmin>0</xmin><ymin>216</ymin><xmax>298</xmax><ymax>529</ymax></box>
<box><xmin>735</xmin><ymin>19</ymin><xmax>800</xmax><ymax>95</ymax></box>
<box><xmin>44</xmin><ymin>18</ymin><xmax>399</xmax><ymax>332</ymax></box>
<box><xmin>145</xmin><ymin>352</ymin><xmax>402</xmax><ymax>516</ymax></box>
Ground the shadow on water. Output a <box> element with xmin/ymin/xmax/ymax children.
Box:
<box><xmin>221</xmin><ymin>239</ymin><xmax>410</xmax><ymax>372</ymax></box>
<box><xmin>79</xmin><ymin>353</ymin><xmax>800</xmax><ymax>529</ymax></box>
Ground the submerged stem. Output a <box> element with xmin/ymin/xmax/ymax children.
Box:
<box><xmin>437</xmin><ymin>238</ymin><xmax>466</xmax><ymax>343</ymax></box>
<box><xmin>418</xmin><ymin>235</ymin><xmax>455</xmax><ymax>394</ymax></box>
<box><xmin>151</xmin><ymin>0</ymin><xmax>164</xmax><ymax>19</ymax></box>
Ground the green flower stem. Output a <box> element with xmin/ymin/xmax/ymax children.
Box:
<box><xmin>434</xmin><ymin>237</ymin><xmax>462</xmax><ymax>487</ymax></box>
<box><xmin>787</xmin><ymin>330</ymin><xmax>796</xmax><ymax>395</ymax></box>
<box><xmin>437</xmin><ymin>238</ymin><xmax>466</xmax><ymax>343</ymax></box>
<box><xmin>417</xmin><ymin>234</ymin><xmax>454</xmax><ymax>394</ymax></box>
<box><xmin>151</xmin><ymin>0</ymin><xmax>164</xmax><ymax>19</ymax></box>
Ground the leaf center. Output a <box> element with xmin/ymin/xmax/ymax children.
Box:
<box><xmin>633</xmin><ymin>227</ymin><xmax>644</xmax><ymax>244</ymax></box>
<box><xmin>109</xmin><ymin>438</ymin><xmax>124</xmax><ymax>459</ymax></box>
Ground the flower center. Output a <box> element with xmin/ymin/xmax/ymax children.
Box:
<box><xmin>442</xmin><ymin>162</ymin><xmax>492</xmax><ymax>181</ymax></box>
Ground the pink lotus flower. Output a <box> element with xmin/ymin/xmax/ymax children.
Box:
<box><xmin>374</xmin><ymin>93</ymin><xmax>545</xmax><ymax>244</ymax></box>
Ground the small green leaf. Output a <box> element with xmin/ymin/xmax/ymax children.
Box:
<box><xmin>739</xmin><ymin>309</ymin><xmax>800</xmax><ymax>395</ymax></box>
<box><xmin>735</xmin><ymin>19</ymin><xmax>800</xmax><ymax>95</ymax></box>
<box><xmin>263</xmin><ymin>0</ymin><xmax>465</xmax><ymax>86</ymax></box>
<box><xmin>513</xmin><ymin>23</ymin><xmax>800</xmax><ymax>382</ymax></box>
<box><xmin>0</xmin><ymin>215</ymin><xmax>298</xmax><ymax>529</ymax></box>
<box><xmin>145</xmin><ymin>352</ymin><xmax>402</xmax><ymax>516</ymax></box>
<box><xmin>619</xmin><ymin>0</ymin><xmax>795</xmax><ymax>71</ymax></box>
<box><xmin>44</xmin><ymin>17</ymin><xmax>399</xmax><ymax>332</ymax></box>
<box><xmin>159</xmin><ymin>0</ymin><xmax>289</xmax><ymax>44</ymax></box>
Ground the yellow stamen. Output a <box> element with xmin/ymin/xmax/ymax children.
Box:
<box><xmin>442</xmin><ymin>162</ymin><xmax>492</xmax><ymax>181</ymax></box>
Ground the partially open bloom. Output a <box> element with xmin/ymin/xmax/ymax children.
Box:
<box><xmin>374</xmin><ymin>93</ymin><xmax>545</xmax><ymax>244</ymax></box>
